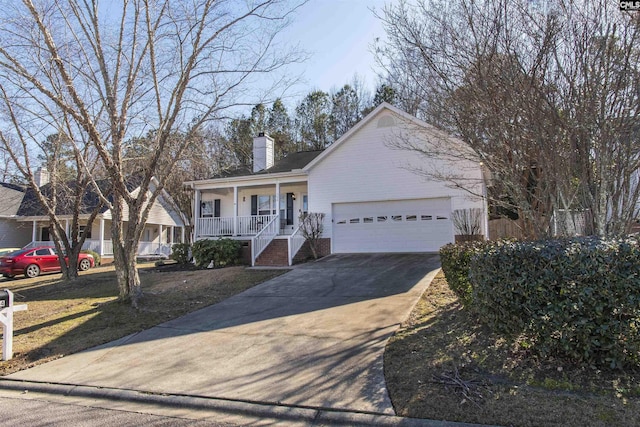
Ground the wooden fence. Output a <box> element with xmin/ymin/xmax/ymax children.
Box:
<box><xmin>488</xmin><ymin>218</ymin><xmax>526</xmax><ymax>240</ymax></box>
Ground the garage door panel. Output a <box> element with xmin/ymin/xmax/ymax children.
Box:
<box><xmin>332</xmin><ymin>199</ymin><xmax>453</xmax><ymax>253</ymax></box>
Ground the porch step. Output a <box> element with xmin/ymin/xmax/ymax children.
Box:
<box><xmin>255</xmin><ymin>239</ymin><xmax>289</xmax><ymax>267</ymax></box>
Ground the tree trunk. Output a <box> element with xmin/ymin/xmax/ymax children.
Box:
<box><xmin>309</xmin><ymin>240</ymin><xmax>319</xmax><ymax>260</ymax></box>
<box><xmin>111</xmin><ymin>203</ymin><xmax>142</xmax><ymax>308</ymax></box>
<box><xmin>112</xmin><ymin>232</ymin><xmax>142</xmax><ymax>308</ymax></box>
<box><xmin>50</xmin><ymin>223</ymin><xmax>80</xmax><ymax>280</ymax></box>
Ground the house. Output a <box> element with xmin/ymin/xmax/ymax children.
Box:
<box><xmin>13</xmin><ymin>172</ymin><xmax>186</xmax><ymax>259</ymax></box>
<box><xmin>0</xmin><ymin>182</ymin><xmax>32</xmax><ymax>248</ymax></box>
<box><xmin>185</xmin><ymin>103</ymin><xmax>487</xmax><ymax>266</ymax></box>
<box><xmin>185</xmin><ymin>103</ymin><xmax>488</xmax><ymax>265</ymax></box>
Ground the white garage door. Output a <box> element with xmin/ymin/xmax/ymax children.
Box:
<box><xmin>332</xmin><ymin>198</ymin><xmax>453</xmax><ymax>253</ymax></box>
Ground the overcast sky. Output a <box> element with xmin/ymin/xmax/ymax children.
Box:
<box><xmin>282</xmin><ymin>0</ymin><xmax>388</xmax><ymax>97</ymax></box>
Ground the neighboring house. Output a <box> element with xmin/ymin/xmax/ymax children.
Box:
<box><xmin>186</xmin><ymin>103</ymin><xmax>487</xmax><ymax>266</ymax></box>
<box><xmin>14</xmin><ymin>173</ymin><xmax>186</xmax><ymax>259</ymax></box>
<box><xmin>0</xmin><ymin>182</ymin><xmax>32</xmax><ymax>248</ymax></box>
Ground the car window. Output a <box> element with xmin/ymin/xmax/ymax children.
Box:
<box><xmin>35</xmin><ymin>248</ymin><xmax>52</xmax><ymax>256</ymax></box>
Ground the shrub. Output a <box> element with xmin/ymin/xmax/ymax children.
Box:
<box><xmin>81</xmin><ymin>249</ymin><xmax>101</xmax><ymax>266</ymax></box>
<box><xmin>299</xmin><ymin>212</ymin><xmax>325</xmax><ymax>259</ymax></box>
<box><xmin>439</xmin><ymin>241</ymin><xmax>489</xmax><ymax>307</ymax></box>
<box><xmin>171</xmin><ymin>243</ymin><xmax>191</xmax><ymax>264</ymax></box>
<box><xmin>470</xmin><ymin>236</ymin><xmax>640</xmax><ymax>368</ymax></box>
<box><xmin>191</xmin><ymin>238</ymin><xmax>242</xmax><ymax>268</ymax></box>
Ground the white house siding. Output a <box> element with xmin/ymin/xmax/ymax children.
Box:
<box><xmin>102</xmin><ymin>192</ymin><xmax>182</xmax><ymax>227</ymax></box>
<box><xmin>0</xmin><ymin>218</ymin><xmax>31</xmax><ymax>248</ymax></box>
<box><xmin>307</xmin><ymin>110</ymin><xmax>485</xmax><ymax>252</ymax></box>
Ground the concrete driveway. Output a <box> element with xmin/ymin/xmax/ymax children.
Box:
<box><xmin>8</xmin><ymin>253</ymin><xmax>440</xmax><ymax>415</ymax></box>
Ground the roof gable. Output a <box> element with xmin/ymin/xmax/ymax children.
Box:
<box><xmin>303</xmin><ymin>102</ymin><xmax>455</xmax><ymax>171</ymax></box>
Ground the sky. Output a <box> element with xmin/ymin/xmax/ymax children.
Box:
<box><xmin>280</xmin><ymin>0</ymin><xmax>389</xmax><ymax>98</ymax></box>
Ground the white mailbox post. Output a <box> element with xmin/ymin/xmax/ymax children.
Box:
<box><xmin>0</xmin><ymin>289</ymin><xmax>28</xmax><ymax>361</ymax></box>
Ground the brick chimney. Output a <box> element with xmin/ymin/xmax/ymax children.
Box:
<box><xmin>34</xmin><ymin>167</ymin><xmax>50</xmax><ymax>187</ymax></box>
<box><xmin>253</xmin><ymin>133</ymin><xmax>274</xmax><ymax>173</ymax></box>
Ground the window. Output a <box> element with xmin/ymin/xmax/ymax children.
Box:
<box><xmin>421</xmin><ymin>215</ymin><xmax>432</xmax><ymax>221</ymax></box>
<box><xmin>363</xmin><ymin>217</ymin><xmax>373</xmax><ymax>223</ymax></box>
<box><xmin>35</xmin><ymin>248</ymin><xmax>51</xmax><ymax>256</ymax></box>
<box><xmin>437</xmin><ymin>215</ymin><xmax>447</xmax><ymax>220</ymax></box>
<box><xmin>79</xmin><ymin>225</ymin><xmax>92</xmax><ymax>239</ymax></box>
<box><xmin>392</xmin><ymin>215</ymin><xmax>402</xmax><ymax>221</ymax></box>
<box><xmin>350</xmin><ymin>218</ymin><xmax>360</xmax><ymax>224</ymax></box>
<box><xmin>302</xmin><ymin>194</ymin><xmax>308</xmax><ymax>215</ymax></box>
<box><xmin>258</xmin><ymin>196</ymin><xmax>276</xmax><ymax>215</ymax></box>
<box><xmin>406</xmin><ymin>215</ymin><xmax>417</xmax><ymax>221</ymax></box>
<box><xmin>201</xmin><ymin>201</ymin><xmax>214</xmax><ymax>217</ymax></box>
<box><xmin>337</xmin><ymin>219</ymin><xmax>346</xmax><ymax>224</ymax></box>
<box><xmin>377</xmin><ymin>216</ymin><xmax>387</xmax><ymax>222</ymax></box>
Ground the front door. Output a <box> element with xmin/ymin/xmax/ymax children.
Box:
<box><xmin>286</xmin><ymin>193</ymin><xmax>294</xmax><ymax>225</ymax></box>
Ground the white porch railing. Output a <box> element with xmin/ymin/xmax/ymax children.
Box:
<box><xmin>197</xmin><ymin>215</ymin><xmax>276</xmax><ymax>237</ymax></box>
<box><xmin>251</xmin><ymin>215</ymin><xmax>279</xmax><ymax>266</ymax></box>
<box><xmin>23</xmin><ymin>239</ymin><xmax>170</xmax><ymax>257</ymax></box>
<box><xmin>287</xmin><ymin>225</ymin><xmax>306</xmax><ymax>266</ymax></box>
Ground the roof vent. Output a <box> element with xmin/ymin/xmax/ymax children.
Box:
<box><xmin>377</xmin><ymin>115</ymin><xmax>395</xmax><ymax>128</ymax></box>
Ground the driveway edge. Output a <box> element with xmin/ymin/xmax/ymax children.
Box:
<box><xmin>0</xmin><ymin>378</ymin><xmax>492</xmax><ymax>426</ymax></box>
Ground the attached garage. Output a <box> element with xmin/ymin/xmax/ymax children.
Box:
<box><xmin>332</xmin><ymin>198</ymin><xmax>454</xmax><ymax>253</ymax></box>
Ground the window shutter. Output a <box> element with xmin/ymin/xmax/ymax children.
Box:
<box><xmin>251</xmin><ymin>195</ymin><xmax>258</xmax><ymax>216</ymax></box>
<box><xmin>214</xmin><ymin>199</ymin><xmax>221</xmax><ymax>218</ymax></box>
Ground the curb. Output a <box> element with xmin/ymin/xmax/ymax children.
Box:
<box><xmin>0</xmin><ymin>378</ymin><xmax>491</xmax><ymax>427</ymax></box>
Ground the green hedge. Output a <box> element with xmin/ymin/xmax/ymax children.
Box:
<box><xmin>191</xmin><ymin>238</ymin><xmax>241</xmax><ymax>268</ymax></box>
<box><xmin>439</xmin><ymin>241</ymin><xmax>490</xmax><ymax>307</ymax></box>
<box><xmin>469</xmin><ymin>237</ymin><xmax>640</xmax><ymax>368</ymax></box>
<box><xmin>81</xmin><ymin>249</ymin><xmax>100</xmax><ymax>266</ymax></box>
<box><xmin>171</xmin><ymin>243</ymin><xmax>191</xmax><ymax>264</ymax></box>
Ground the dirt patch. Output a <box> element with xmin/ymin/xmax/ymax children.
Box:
<box><xmin>384</xmin><ymin>271</ymin><xmax>640</xmax><ymax>427</ymax></box>
<box><xmin>0</xmin><ymin>264</ymin><xmax>285</xmax><ymax>375</ymax></box>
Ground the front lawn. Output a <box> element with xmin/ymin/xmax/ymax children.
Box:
<box><xmin>0</xmin><ymin>263</ymin><xmax>285</xmax><ymax>375</ymax></box>
<box><xmin>384</xmin><ymin>271</ymin><xmax>640</xmax><ymax>427</ymax></box>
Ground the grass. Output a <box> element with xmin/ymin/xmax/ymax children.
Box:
<box><xmin>384</xmin><ymin>270</ymin><xmax>640</xmax><ymax>427</ymax></box>
<box><xmin>0</xmin><ymin>262</ymin><xmax>285</xmax><ymax>376</ymax></box>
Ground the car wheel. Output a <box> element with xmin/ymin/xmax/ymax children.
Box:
<box><xmin>79</xmin><ymin>259</ymin><xmax>91</xmax><ymax>271</ymax></box>
<box><xmin>25</xmin><ymin>264</ymin><xmax>40</xmax><ymax>278</ymax></box>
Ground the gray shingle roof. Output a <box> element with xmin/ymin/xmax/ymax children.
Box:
<box><xmin>212</xmin><ymin>150</ymin><xmax>323</xmax><ymax>179</ymax></box>
<box><xmin>16</xmin><ymin>176</ymin><xmax>142</xmax><ymax>217</ymax></box>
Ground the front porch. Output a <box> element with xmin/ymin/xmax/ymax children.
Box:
<box><xmin>21</xmin><ymin>217</ymin><xmax>185</xmax><ymax>258</ymax></box>
<box><xmin>192</xmin><ymin>177</ymin><xmax>309</xmax><ymax>265</ymax></box>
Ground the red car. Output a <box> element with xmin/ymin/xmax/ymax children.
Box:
<box><xmin>0</xmin><ymin>246</ymin><xmax>95</xmax><ymax>279</ymax></box>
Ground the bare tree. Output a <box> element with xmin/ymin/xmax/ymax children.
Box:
<box><xmin>376</xmin><ymin>0</ymin><xmax>640</xmax><ymax>238</ymax></box>
<box><xmin>0</xmin><ymin>0</ymin><xmax>306</xmax><ymax>307</ymax></box>
<box><xmin>299</xmin><ymin>212</ymin><xmax>325</xmax><ymax>259</ymax></box>
<box><xmin>0</xmin><ymin>114</ymin><xmax>103</xmax><ymax>280</ymax></box>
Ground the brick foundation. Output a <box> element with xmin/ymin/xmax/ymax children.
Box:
<box><xmin>293</xmin><ymin>238</ymin><xmax>331</xmax><ymax>264</ymax></box>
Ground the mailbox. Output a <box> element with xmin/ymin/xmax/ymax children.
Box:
<box><xmin>0</xmin><ymin>290</ymin><xmax>9</xmax><ymax>309</ymax></box>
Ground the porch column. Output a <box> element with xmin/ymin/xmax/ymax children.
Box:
<box><xmin>64</xmin><ymin>219</ymin><xmax>70</xmax><ymax>238</ymax></box>
<box><xmin>194</xmin><ymin>189</ymin><xmax>201</xmax><ymax>241</ymax></box>
<box><xmin>275</xmin><ymin>181</ymin><xmax>281</xmax><ymax>221</ymax></box>
<box><xmin>170</xmin><ymin>226</ymin><xmax>175</xmax><ymax>246</ymax></box>
<box><xmin>233</xmin><ymin>186</ymin><xmax>238</xmax><ymax>236</ymax></box>
<box><xmin>32</xmin><ymin>220</ymin><xmax>37</xmax><ymax>243</ymax></box>
<box><xmin>99</xmin><ymin>218</ymin><xmax>105</xmax><ymax>256</ymax></box>
<box><xmin>159</xmin><ymin>224</ymin><xmax>163</xmax><ymax>252</ymax></box>
<box><xmin>181</xmin><ymin>226</ymin><xmax>185</xmax><ymax>243</ymax></box>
